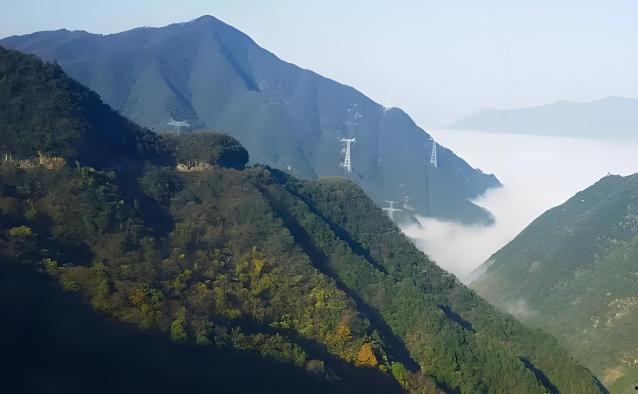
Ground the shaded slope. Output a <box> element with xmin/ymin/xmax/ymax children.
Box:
<box><xmin>472</xmin><ymin>174</ymin><xmax>638</xmax><ymax>392</ymax></box>
<box><xmin>0</xmin><ymin>261</ymin><xmax>380</xmax><ymax>394</ymax></box>
<box><xmin>1</xmin><ymin>16</ymin><xmax>500</xmax><ymax>224</ymax></box>
<box><xmin>0</xmin><ymin>46</ymin><xmax>166</xmax><ymax>166</ymax></box>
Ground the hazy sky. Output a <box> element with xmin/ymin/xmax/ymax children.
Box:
<box><xmin>2</xmin><ymin>0</ymin><xmax>638</xmax><ymax>126</ymax></box>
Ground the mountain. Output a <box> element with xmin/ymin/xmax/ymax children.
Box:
<box><xmin>0</xmin><ymin>46</ymin><xmax>166</xmax><ymax>166</ymax></box>
<box><xmin>0</xmin><ymin>47</ymin><xmax>606</xmax><ymax>393</ymax></box>
<box><xmin>0</xmin><ymin>15</ymin><xmax>500</xmax><ymax>225</ymax></box>
<box><xmin>472</xmin><ymin>174</ymin><xmax>638</xmax><ymax>393</ymax></box>
<box><xmin>451</xmin><ymin>96</ymin><xmax>638</xmax><ymax>140</ymax></box>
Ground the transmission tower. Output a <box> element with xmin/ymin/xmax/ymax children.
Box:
<box><xmin>430</xmin><ymin>139</ymin><xmax>438</xmax><ymax>168</ymax></box>
<box><xmin>168</xmin><ymin>119</ymin><xmax>191</xmax><ymax>135</ymax></box>
<box><xmin>340</xmin><ymin>138</ymin><xmax>356</xmax><ymax>173</ymax></box>
<box><xmin>382</xmin><ymin>200</ymin><xmax>402</xmax><ymax>221</ymax></box>
<box><xmin>425</xmin><ymin>137</ymin><xmax>438</xmax><ymax>216</ymax></box>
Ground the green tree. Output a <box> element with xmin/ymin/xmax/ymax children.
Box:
<box><xmin>171</xmin><ymin>307</ymin><xmax>188</xmax><ymax>342</ymax></box>
<box><xmin>7</xmin><ymin>225</ymin><xmax>37</xmax><ymax>261</ymax></box>
<box><xmin>391</xmin><ymin>362</ymin><xmax>409</xmax><ymax>388</ymax></box>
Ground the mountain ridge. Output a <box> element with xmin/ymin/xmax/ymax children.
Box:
<box><xmin>1</xmin><ymin>15</ymin><xmax>500</xmax><ymax>225</ymax></box>
<box><xmin>472</xmin><ymin>173</ymin><xmax>638</xmax><ymax>393</ymax></box>
<box><xmin>451</xmin><ymin>96</ymin><xmax>638</xmax><ymax>140</ymax></box>
<box><xmin>0</xmin><ymin>46</ymin><xmax>605</xmax><ymax>393</ymax></box>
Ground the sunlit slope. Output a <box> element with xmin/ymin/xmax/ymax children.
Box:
<box><xmin>473</xmin><ymin>174</ymin><xmax>638</xmax><ymax>391</ymax></box>
<box><xmin>0</xmin><ymin>47</ymin><xmax>606</xmax><ymax>393</ymax></box>
<box><xmin>0</xmin><ymin>262</ymin><xmax>362</xmax><ymax>394</ymax></box>
<box><xmin>0</xmin><ymin>16</ymin><xmax>500</xmax><ymax>224</ymax></box>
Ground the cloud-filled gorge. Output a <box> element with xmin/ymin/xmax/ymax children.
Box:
<box><xmin>403</xmin><ymin>129</ymin><xmax>638</xmax><ymax>281</ymax></box>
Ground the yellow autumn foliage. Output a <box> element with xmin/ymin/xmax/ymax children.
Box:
<box><xmin>336</xmin><ymin>320</ymin><xmax>352</xmax><ymax>341</ymax></box>
<box><xmin>356</xmin><ymin>342</ymin><xmax>378</xmax><ymax>367</ymax></box>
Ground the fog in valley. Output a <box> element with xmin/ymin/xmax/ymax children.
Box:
<box><xmin>403</xmin><ymin>129</ymin><xmax>638</xmax><ymax>281</ymax></box>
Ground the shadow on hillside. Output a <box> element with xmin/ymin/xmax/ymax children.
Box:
<box><xmin>0</xmin><ymin>260</ymin><xmax>402</xmax><ymax>394</ymax></box>
<box><xmin>218</xmin><ymin>315</ymin><xmax>404</xmax><ymax>394</ymax></box>
<box><xmin>257</xmin><ymin>183</ymin><xmax>420</xmax><ymax>373</ymax></box>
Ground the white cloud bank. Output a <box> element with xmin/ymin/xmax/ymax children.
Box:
<box><xmin>403</xmin><ymin>129</ymin><xmax>638</xmax><ymax>282</ymax></box>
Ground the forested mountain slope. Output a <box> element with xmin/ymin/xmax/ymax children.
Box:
<box><xmin>0</xmin><ymin>261</ymin><xmax>374</xmax><ymax>394</ymax></box>
<box><xmin>0</xmin><ymin>46</ymin><xmax>164</xmax><ymax>165</ymax></box>
<box><xmin>0</xmin><ymin>47</ymin><xmax>606</xmax><ymax>393</ymax></box>
<box><xmin>472</xmin><ymin>174</ymin><xmax>638</xmax><ymax>393</ymax></box>
<box><xmin>0</xmin><ymin>15</ymin><xmax>500</xmax><ymax>225</ymax></box>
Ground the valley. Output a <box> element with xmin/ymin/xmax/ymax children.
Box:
<box><xmin>404</xmin><ymin>129</ymin><xmax>638</xmax><ymax>279</ymax></box>
<box><xmin>2</xmin><ymin>4</ymin><xmax>637</xmax><ymax>393</ymax></box>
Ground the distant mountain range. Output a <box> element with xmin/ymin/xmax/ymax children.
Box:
<box><xmin>472</xmin><ymin>174</ymin><xmax>638</xmax><ymax>393</ymax></box>
<box><xmin>0</xmin><ymin>46</ymin><xmax>606</xmax><ymax>393</ymax></box>
<box><xmin>0</xmin><ymin>15</ymin><xmax>500</xmax><ymax>225</ymax></box>
<box><xmin>451</xmin><ymin>96</ymin><xmax>638</xmax><ymax>140</ymax></box>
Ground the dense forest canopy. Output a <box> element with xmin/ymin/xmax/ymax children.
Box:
<box><xmin>0</xmin><ymin>46</ymin><xmax>165</xmax><ymax>166</ymax></box>
<box><xmin>0</xmin><ymin>47</ymin><xmax>608</xmax><ymax>393</ymax></box>
<box><xmin>168</xmin><ymin>132</ymin><xmax>249</xmax><ymax>170</ymax></box>
<box><xmin>473</xmin><ymin>174</ymin><xmax>638</xmax><ymax>393</ymax></box>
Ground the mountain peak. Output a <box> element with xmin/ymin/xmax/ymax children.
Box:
<box><xmin>191</xmin><ymin>14</ymin><xmax>219</xmax><ymax>23</ymax></box>
<box><xmin>595</xmin><ymin>95</ymin><xmax>633</xmax><ymax>103</ymax></box>
<box><xmin>0</xmin><ymin>17</ymin><xmax>501</xmax><ymax>225</ymax></box>
<box><xmin>184</xmin><ymin>14</ymin><xmax>235</xmax><ymax>31</ymax></box>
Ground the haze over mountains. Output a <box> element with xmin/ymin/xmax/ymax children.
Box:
<box><xmin>2</xmin><ymin>2</ymin><xmax>638</xmax><ymax>394</ymax></box>
<box><xmin>0</xmin><ymin>15</ymin><xmax>501</xmax><ymax>225</ymax></box>
<box><xmin>0</xmin><ymin>46</ymin><xmax>609</xmax><ymax>393</ymax></box>
<box><xmin>451</xmin><ymin>96</ymin><xmax>638</xmax><ymax>140</ymax></box>
<box><xmin>472</xmin><ymin>174</ymin><xmax>638</xmax><ymax>393</ymax></box>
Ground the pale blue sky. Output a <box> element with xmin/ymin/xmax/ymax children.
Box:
<box><xmin>3</xmin><ymin>0</ymin><xmax>637</xmax><ymax>126</ymax></box>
